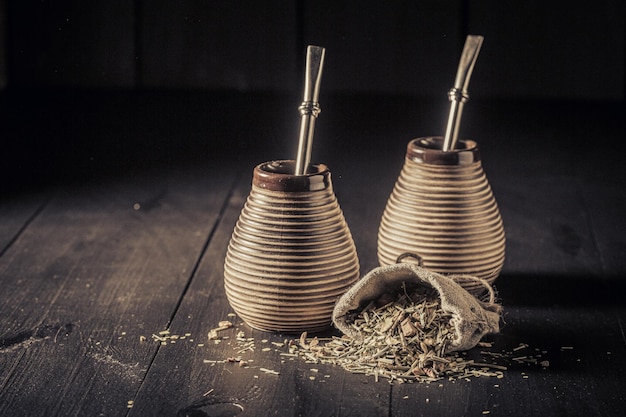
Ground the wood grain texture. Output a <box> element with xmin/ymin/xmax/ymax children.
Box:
<box><xmin>494</xmin><ymin>176</ymin><xmax>603</xmax><ymax>276</ymax></box>
<box><xmin>140</xmin><ymin>1</ymin><xmax>298</xmax><ymax>91</ymax></box>
<box><xmin>6</xmin><ymin>1</ymin><xmax>135</xmax><ymax>88</ymax></box>
<box><xmin>4</xmin><ymin>1</ymin><xmax>623</xmax><ymax>100</ymax></box>
<box><xmin>0</xmin><ymin>0</ymin><xmax>6</xmax><ymax>89</ymax></box>
<box><xmin>0</xmin><ymin>193</ymin><xmax>48</xmax><ymax>255</ymax></box>
<box><xmin>467</xmin><ymin>0</ymin><xmax>625</xmax><ymax>100</ymax></box>
<box><xmin>0</xmin><ymin>92</ymin><xmax>625</xmax><ymax>416</ymax></box>
<box><xmin>299</xmin><ymin>0</ymin><xmax>463</xmax><ymax>96</ymax></box>
<box><xmin>0</xmin><ymin>168</ymin><xmax>236</xmax><ymax>415</ymax></box>
<box><xmin>581</xmin><ymin>183</ymin><xmax>626</xmax><ymax>274</ymax></box>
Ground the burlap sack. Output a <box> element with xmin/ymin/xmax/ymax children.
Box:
<box><xmin>332</xmin><ymin>262</ymin><xmax>502</xmax><ymax>353</ymax></box>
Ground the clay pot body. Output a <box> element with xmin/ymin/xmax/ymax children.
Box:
<box><xmin>377</xmin><ymin>137</ymin><xmax>505</xmax><ymax>293</ymax></box>
<box><xmin>224</xmin><ymin>160</ymin><xmax>360</xmax><ymax>333</ymax></box>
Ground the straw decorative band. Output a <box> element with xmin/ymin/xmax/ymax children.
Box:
<box><xmin>448</xmin><ymin>87</ymin><xmax>470</xmax><ymax>103</ymax></box>
<box><xmin>298</xmin><ymin>101</ymin><xmax>321</xmax><ymax>117</ymax></box>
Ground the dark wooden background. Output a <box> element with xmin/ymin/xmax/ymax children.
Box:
<box><xmin>1</xmin><ymin>0</ymin><xmax>624</xmax><ymax>100</ymax></box>
<box><xmin>1</xmin><ymin>2</ymin><xmax>626</xmax><ymax>416</ymax></box>
<box><xmin>1</xmin><ymin>0</ymin><xmax>624</xmax><ymax>193</ymax></box>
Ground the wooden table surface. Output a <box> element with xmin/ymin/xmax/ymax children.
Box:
<box><xmin>1</xmin><ymin>91</ymin><xmax>625</xmax><ymax>416</ymax></box>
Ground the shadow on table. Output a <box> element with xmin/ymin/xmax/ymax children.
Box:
<box><xmin>493</xmin><ymin>273</ymin><xmax>626</xmax><ymax>308</ymax></box>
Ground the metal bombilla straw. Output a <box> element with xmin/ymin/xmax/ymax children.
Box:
<box><xmin>442</xmin><ymin>35</ymin><xmax>484</xmax><ymax>152</ymax></box>
<box><xmin>294</xmin><ymin>45</ymin><xmax>326</xmax><ymax>175</ymax></box>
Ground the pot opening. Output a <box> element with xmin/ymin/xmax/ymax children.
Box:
<box><xmin>260</xmin><ymin>160</ymin><xmax>326</xmax><ymax>176</ymax></box>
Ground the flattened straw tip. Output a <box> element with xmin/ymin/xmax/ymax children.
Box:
<box><xmin>467</xmin><ymin>34</ymin><xmax>484</xmax><ymax>44</ymax></box>
<box><xmin>455</xmin><ymin>35</ymin><xmax>484</xmax><ymax>91</ymax></box>
<box><xmin>303</xmin><ymin>45</ymin><xmax>326</xmax><ymax>103</ymax></box>
<box><xmin>307</xmin><ymin>44</ymin><xmax>325</xmax><ymax>53</ymax></box>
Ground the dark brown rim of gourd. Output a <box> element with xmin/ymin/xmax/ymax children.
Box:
<box><xmin>407</xmin><ymin>136</ymin><xmax>481</xmax><ymax>166</ymax></box>
<box><xmin>253</xmin><ymin>160</ymin><xmax>331</xmax><ymax>192</ymax></box>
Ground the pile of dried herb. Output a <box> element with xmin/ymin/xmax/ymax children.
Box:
<box><xmin>289</xmin><ymin>286</ymin><xmax>506</xmax><ymax>383</ymax></box>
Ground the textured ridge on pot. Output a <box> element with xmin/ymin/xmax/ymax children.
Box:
<box><xmin>377</xmin><ymin>137</ymin><xmax>505</xmax><ymax>294</ymax></box>
<box><xmin>224</xmin><ymin>160</ymin><xmax>360</xmax><ymax>333</ymax></box>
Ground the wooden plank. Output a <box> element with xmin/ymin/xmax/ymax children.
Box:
<box><xmin>300</xmin><ymin>0</ymin><xmax>463</xmax><ymax>96</ymax></box>
<box><xmin>0</xmin><ymin>193</ymin><xmax>48</xmax><ymax>255</ymax></box>
<box><xmin>140</xmin><ymin>1</ymin><xmax>298</xmax><ymax>91</ymax></box>
<box><xmin>0</xmin><ymin>167</ymin><xmax>236</xmax><ymax>415</ymax></box>
<box><xmin>0</xmin><ymin>90</ymin><xmax>285</xmax><ymax>189</ymax></box>
<box><xmin>467</xmin><ymin>0</ymin><xmax>625</xmax><ymax>100</ymax></box>
<box><xmin>0</xmin><ymin>91</ymin><xmax>624</xmax><ymax>416</ymax></box>
<box><xmin>130</xmin><ymin>176</ymin><xmax>392</xmax><ymax>416</ymax></box>
<box><xmin>0</xmin><ymin>0</ymin><xmax>6</xmax><ymax>89</ymax></box>
<box><xmin>582</xmin><ymin>183</ymin><xmax>626</xmax><ymax>275</ymax></box>
<box><xmin>460</xmin><ymin>100</ymin><xmax>624</xmax><ymax>277</ymax></box>
<box><xmin>5</xmin><ymin>1</ymin><xmax>623</xmax><ymax>100</ymax></box>
<box><xmin>493</xmin><ymin>176</ymin><xmax>603</xmax><ymax>276</ymax></box>
<box><xmin>127</xmin><ymin>170</ymin><xmax>626</xmax><ymax>416</ymax></box>
<box><xmin>6</xmin><ymin>1</ymin><xmax>135</xmax><ymax>88</ymax></box>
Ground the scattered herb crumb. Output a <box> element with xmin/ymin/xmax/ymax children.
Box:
<box><xmin>259</xmin><ymin>367</ymin><xmax>280</xmax><ymax>375</ymax></box>
<box><xmin>287</xmin><ymin>287</ymin><xmax>510</xmax><ymax>383</ymax></box>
